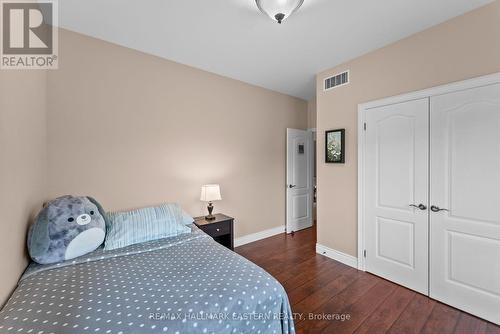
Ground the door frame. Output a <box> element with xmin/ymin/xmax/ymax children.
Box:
<box><xmin>357</xmin><ymin>71</ymin><xmax>500</xmax><ymax>271</ymax></box>
<box><xmin>286</xmin><ymin>128</ymin><xmax>314</xmax><ymax>234</ymax></box>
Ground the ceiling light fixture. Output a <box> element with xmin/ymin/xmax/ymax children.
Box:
<box><xmin>255</xmin><ymin>0</ymin><xmax>304</xmax><ymax>24</ymax></box>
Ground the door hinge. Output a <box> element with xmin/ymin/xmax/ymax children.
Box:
<box><xmin>363</xmin><ymin>250</ymin><xmax>367</xmax><ymax>258</ymax></box>
<box><xmin>363</xmin><ymin>123</ymin><xmax>366</xmax><ymax>131</ymax></box>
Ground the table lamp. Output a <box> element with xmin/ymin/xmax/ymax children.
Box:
<box><xmin>200</xmin><ymin>184</ymin><xmax>221</xmax><ymax>220</ymax></box>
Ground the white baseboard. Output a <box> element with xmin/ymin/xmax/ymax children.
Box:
<box><xmin>316</xmin><ymin>243</ymin><xmax>358</xmax><ymax>269</ymax></box>
<box><xmin>234</xmin><ymin>225</ymin><xmax>285</xmax><ymax>247</ymax></box>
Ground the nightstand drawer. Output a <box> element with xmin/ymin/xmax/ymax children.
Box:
<box><xmin>201</xmin><ymin>221</ymin><xmax>230</xmax><ymax>237</ymax></box>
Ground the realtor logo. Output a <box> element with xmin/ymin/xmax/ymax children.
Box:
<box><xmin>1</xmin><ymin>0</ymin><xmax>58</xmax><ymax>69</ymax></box>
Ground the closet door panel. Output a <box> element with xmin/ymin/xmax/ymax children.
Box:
<box><xmin>430</xmin><ymin>83</ymin><xmax>500</xmax><ymax>325</ymax></box>
<box><xmin>365</xmin><ymin>98</ymin><xmax>429</xmax><ymax>295</ymax></box>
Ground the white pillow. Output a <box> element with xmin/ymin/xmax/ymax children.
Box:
<box><xmin>182</xmin><ymin>210</ymin><xmax>195</xmax><ymax>225</ymax></box>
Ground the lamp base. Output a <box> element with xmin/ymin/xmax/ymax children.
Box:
<box><xmin>206</xmin><ymin>202</ymin><xmax>215</xmax><ymax>220</ymax></box>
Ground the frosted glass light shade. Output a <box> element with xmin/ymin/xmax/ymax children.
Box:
<box><xmin>256</xmin><ymin>0</ymin><xmax>304</xmax><ymax>23</ymax></box>
<box><xmin>200</xmin><ymin>184</ymin><xmax>222</xmax><ymax>202</ymax></box>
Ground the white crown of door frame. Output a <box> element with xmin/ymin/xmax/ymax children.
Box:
<box><xmin>357</xmin><ymin>71</ymin><xmax>500</xmax><ymax>271</ymax></box>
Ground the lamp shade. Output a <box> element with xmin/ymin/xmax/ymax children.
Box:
<box><xmin>255</xmin><ymin>0</ymin><xmax>304</xmax><ymax>23</ymax></box>
<box><xmin>200</xmin><ymin>184</ymin><xmax>222</xmax><ymax>202</ymax></box>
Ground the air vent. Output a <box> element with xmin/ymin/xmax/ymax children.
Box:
<box><xmin>324</xmin><ymin>70</ymin><xmax>349</xmax><ymax>91</ymax></box>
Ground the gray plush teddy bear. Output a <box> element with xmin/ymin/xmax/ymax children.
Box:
<box><xmin>28</xmin><ymin>195</ymin><xmax>106</xmax><ymax>264</ymax></box>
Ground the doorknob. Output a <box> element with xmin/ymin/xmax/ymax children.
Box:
<box><xmin>409</xmin><ymin>204</ymin><xmax>427</xmax><ymax>210</ymax></box>
<box><xmin>288</xmin><ymin>184</ymin><xmax>297</xmax><ymax>189</ymax></box>
<box><xmin>430</xmin><ymin>205</ymin><xmax>449</xmax><ymax>212</ymax></box>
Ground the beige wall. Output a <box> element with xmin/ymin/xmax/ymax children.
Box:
<box><xmin>316</xmin><ymin>1</ymin><xmax>500</xmax><ymax>257</ymax></box>
<box><xmin>307</xmin><ymin>97</ymin><xmax>317</xmax><ymax>129</ymax></box>
<box><xmin>0</xmin><ymin>71</ymin><xmax>47</xmax><ymax>306</ymax></box>
<box><xmin>47</xmin><ymin>29</ymin><xmax>307</xmax><ymax>238</ymax></box>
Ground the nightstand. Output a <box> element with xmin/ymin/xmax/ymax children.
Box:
<box><xmin>194</xmin><ymin>213</ymin><xmax>234</xmax><ymax>250</ymax></box>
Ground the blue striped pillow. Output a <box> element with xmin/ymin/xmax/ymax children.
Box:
<box><xmin>104</xmin><ymin>203</ymin><xmax>190</xmax><ymax>251</ymax></box>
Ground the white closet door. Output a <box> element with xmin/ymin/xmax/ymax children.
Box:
<box><xmin>365</xmin><ymin>98</ymin><xmax>429</xmax><ymax>294</ymax></box>
<box><xmin>430</xmin><ymin>83</ymin><xmax>500</xmax><ymax>324</ymax></box>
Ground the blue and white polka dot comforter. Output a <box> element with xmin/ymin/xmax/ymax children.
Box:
<box><xmin>0</xmin><ymin>225</ymin><xmax>295</xmax><ymax>334</ymax></box>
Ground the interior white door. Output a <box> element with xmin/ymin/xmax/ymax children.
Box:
<box><xmin>430</xmin><ymin>83</ymin><xmax>500</xmax><ymax>324</ymax></box>
<box><xmin>364</xmin><ymin>98</ymin><xmax>429</xmax><ymax>294</ymax></box>
<box><xmin>286</xmin><ymin>129</ymin><xmax>313</xmax><ymax>233</ymax></box>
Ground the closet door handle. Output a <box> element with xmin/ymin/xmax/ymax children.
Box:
<box><xmin>409</xmin><ymin>204</ymin><xmax>427</xmax><ymax>210</ymax></box>
<box><xmin>430</xmin><ymin>205</ymin><xmax>449</xmax><ymax>213</ymax></box>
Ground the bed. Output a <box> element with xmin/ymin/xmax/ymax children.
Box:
<box><xmin>0</xmin><ymin>225</ymin><xmax>295</xmax><ymax>334</ymax></box>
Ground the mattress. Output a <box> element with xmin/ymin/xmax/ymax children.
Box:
<box><xmin>0</xmin><ymin>225</ymin><xmax>295</xmax><ymax>334</ymax></box>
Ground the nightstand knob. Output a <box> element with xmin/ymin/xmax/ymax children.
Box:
<box><xmin>216</xmin><ymin>228</ymin><xmax>220</xmax><ymax>232</ymax></box>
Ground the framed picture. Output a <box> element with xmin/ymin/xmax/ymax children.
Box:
<box><xmin>325</xmin><ymin>129</ymin><xmax>345</xmax><ymax>163</ymax></box>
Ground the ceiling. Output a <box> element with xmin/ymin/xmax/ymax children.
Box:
<box><xmin>57</xmin><ymin>0</ymin><xmax>492</xmax><ymax>100</ymax></box>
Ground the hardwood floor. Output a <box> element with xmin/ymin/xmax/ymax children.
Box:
<box><xmin>235</xmin><ymin>225</ymin><xmax>500</xmax><ymax>334</ymax></box>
